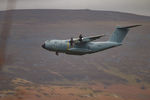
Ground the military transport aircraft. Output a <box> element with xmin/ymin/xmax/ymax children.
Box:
<box><xmin>42</xmin><ymin>25</ymin><xmax>141</xmax><ymax>55</ymax></box>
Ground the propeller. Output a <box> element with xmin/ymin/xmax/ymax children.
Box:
<box><xmin>69</xmin><ymin>34</ymin><xmax>83</xmax><ymax>46</ymax></box>
<box><xmin>79</xmin><ymin>34</ymin><xmax>83</xmax><ymax>42</ymax></box>
<box><xmin>69</xmin><ymin>37</ymin><xmax>74</xmax><ymax>46</ymax></box>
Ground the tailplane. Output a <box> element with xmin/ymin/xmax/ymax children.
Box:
<box><xmin>109</xmin><ymin>25</ymin><xmax>141</xmax><ymax>43</ymax></box>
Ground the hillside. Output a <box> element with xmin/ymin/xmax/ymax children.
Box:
<box><xmin>0</xmin><ymin>9</ymin><xmax>150</xmax><ymax>100</ymax></box>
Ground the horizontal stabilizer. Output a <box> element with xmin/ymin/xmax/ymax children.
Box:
<box><xmin>117</xmin><ymin>25</ymin><xmax>142</xmax><ymax>29</ymax></box>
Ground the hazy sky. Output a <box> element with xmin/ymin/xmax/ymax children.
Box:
<box><xmin>0</xmin><ymin>0</ymin><xmax>150</xmax><ymax>16</ymax></box>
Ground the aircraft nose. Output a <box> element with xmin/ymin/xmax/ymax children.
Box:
<box><xmin>41</xmin><ymin>43</ymin><xmax>46</xmax><ymax>49</ymax></box>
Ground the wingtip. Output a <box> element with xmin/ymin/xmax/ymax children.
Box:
<box><xmin>117</xmin><ymin>24</ymin><xmax>142</xmax><ymax>29</ymax></box>
<box><xmin>132</xmin><ymin>25</ymin><xmax>142</xmax><ymax>27</ymax></box>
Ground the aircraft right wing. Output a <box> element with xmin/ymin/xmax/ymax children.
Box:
<box><xmin>83</xmin><ymin>34</ymin><xmax>105</xmax><ymax>42</ymax></box>
<box><xmin>73</xmin><ymin>34</ymin><xmax>105</xmax><ymax>44</ymax></box>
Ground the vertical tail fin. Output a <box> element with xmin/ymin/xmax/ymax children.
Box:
<box><xmin>109</xmin><ymin>25</ymin><xmax>141</xmax><ymax>43</ymax></box>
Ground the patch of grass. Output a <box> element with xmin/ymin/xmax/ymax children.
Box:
<box><xmin>92</xmin><ymin>90</ymin><xmax>103</xmax><ymax>93</ymax></box>
<box><xmin>42</xmin><ymin>92</ymin><xmax>49</xmax><ymax>96</ymax></box>
<box><xmin>35</xmin><ymin>94</ymin><xmax>41</xmax><ymax>98</ymax></box>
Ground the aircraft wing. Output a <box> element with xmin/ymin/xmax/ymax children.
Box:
<box><xmin>83</xmin><ymin>34</ymin><xmax>105</xmax><ymax>41</ymax></box>
<box><xmin>68</xmin><ymin>48</ymin><xmax>92</xmax><ymax>53</ymax></box>
<box><xmin>73</xmin><ymin>34</ymin><xmax>105</xmax><ymax>44</ymax></box>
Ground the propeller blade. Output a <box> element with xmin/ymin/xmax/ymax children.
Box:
<box><xmin>79</xmin><ymin>34</ymin><xmax>83</xmax><ymax>42</ymax></box>
<box><xmin>69</xmin><ymin>37</ymin><xmax>74</xmax><ymax>46</ymax></box>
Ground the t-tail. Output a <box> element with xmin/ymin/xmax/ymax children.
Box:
<box><xmin>109</xmin><ymin>25</ymin><xmax>141</xmax><ymax>43</ymax></box>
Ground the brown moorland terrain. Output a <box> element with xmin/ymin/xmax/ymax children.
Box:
<box><xmin>0</xmin><ymin>9</ymin><xmax>150</xmax><ymax>100</ymax></box>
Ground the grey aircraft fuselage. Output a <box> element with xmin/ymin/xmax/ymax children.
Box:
<box><xmin>42</xmin><ymin>25</ymin><xmax>141</xmax><ymax>55</ymax></box>
<box><xmin>42</xmin><ymin>40</ymin><xmax>121</xmax><ymax>55</ymax></box>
